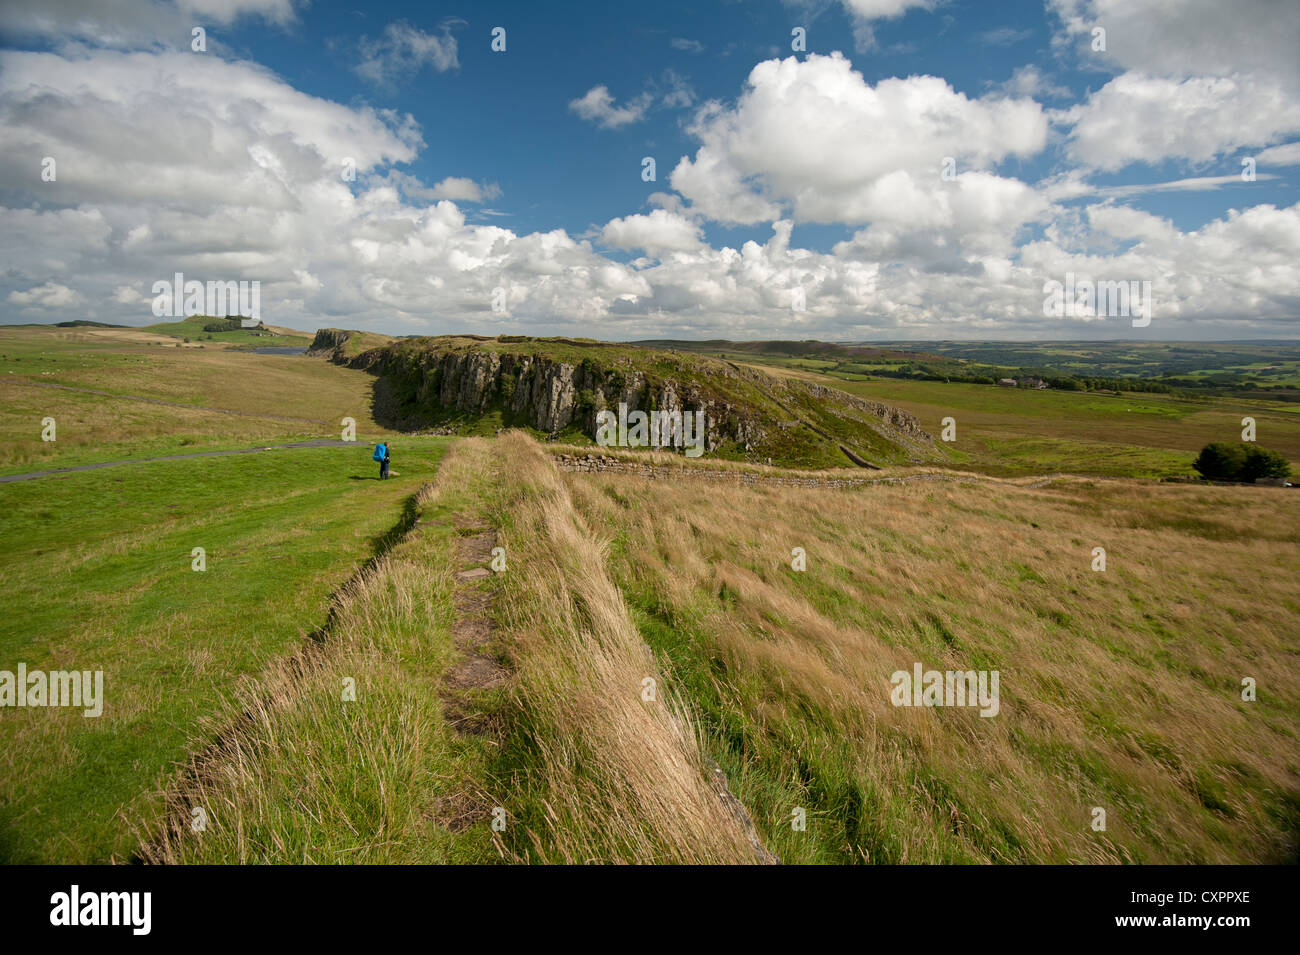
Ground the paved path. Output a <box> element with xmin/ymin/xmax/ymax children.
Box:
<box><xmin>0</xmin><ymin>440</ymin><xmax>355</xmax><ymax>484</ymax></box>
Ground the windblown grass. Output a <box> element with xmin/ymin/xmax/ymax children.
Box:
<box><xmin>142</xmin><ymin>434</ymin><xmax>771</xmax><ymax>864</ymax></box>
<box><xmin>556</xmin><ymin>438</ymin><xmax>1300</xmax><ymax>863</ymax></box>
<box><xmin>485</xmin><ymin>432</ymin><xmax>765</xmax><ymax>863</ymax></box>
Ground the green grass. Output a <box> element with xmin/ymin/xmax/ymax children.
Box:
<box><xmin>0</xmin><ymin>325</ymin><xmax>397</xmax><ymax>475</ymax></box>
<box><xmin>141</xmin><ymin>444</ymin><xmax>503</xmax><ymax>864</ymax></box>
<box><xmin>143</xmin><ymin>315</ymin><xmax>312</xmax><ymax>346</ymax></box>
<box><xmin>814</xmin><ymin>377</ymin><xmax>1300</xmax><ymax>477</ymax></box>
<box><xmin>0</xmin><ymin>436</ymin><xmax>450</xmax><ymax>863</ymax></box>
<box><xmin>563</xmin><ymin>460</ymin><xmax>1300</xmax><ymax>863</ymax></box>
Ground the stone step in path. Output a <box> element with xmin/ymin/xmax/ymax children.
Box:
<box><xmin>441</xmin><ymin>524</ymin><xmax>508</xmax><ymax>739</ymax></box>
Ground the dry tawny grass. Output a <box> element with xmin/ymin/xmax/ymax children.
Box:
<box><xmin>136</xmin><ymin>431</ymin><xmax>1297</xmax><ymax>865</ymax></box>
<box><xmin>490</xmin><ymin>432</ymin><xmax>765</xmax><ymax>864</ymax></box>
<box><xmin>561</xmin><ymin>448</ymin><xmax>1300</xmax><ymax>863</ymax></box>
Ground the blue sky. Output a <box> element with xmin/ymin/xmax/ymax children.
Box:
<box><xmin>2</xmin><ymin>0</ymin><xmax>1298</xmax><ymax>339</ymax></box>
<box><xmin>237</xmin><ymin>0</ymin><xmax>1291</xmax><ymax>245</ymax></box>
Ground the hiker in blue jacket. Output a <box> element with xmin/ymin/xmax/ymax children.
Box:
<box><xmin>373</xmin><ymin>441</ymin><xmax>390</xmax><ymax>480</ymax></box>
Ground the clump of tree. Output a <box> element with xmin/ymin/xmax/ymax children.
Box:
<box><xmin>202</xmin><ymin>318</ymin><xmax>245</xmax><ymax>333</ymax></box>
<box><xmin>1193</xmin><ymin>442</ymin><xmax>1292</xmax><ymax>482</ymax></box>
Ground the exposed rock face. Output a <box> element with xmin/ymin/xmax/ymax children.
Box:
<box><xmin>338</xmin><ymin>344</ymin><xmax>769</xmax><ymax>451</ymax></box>
<box><xmin>320</xmin><ymin>333</ymin><xmax>931</xmax><ymax>460</ymax></box>
<box><xmin>307</xmin><ymin>328</ymin><xmax>353</xmax><ymax>356</ymax></box>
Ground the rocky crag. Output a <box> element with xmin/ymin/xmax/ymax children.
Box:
<box><xmin>311</xmin><ymin>330</ymin><xmax>933</xmax><ymax>466</ymax></box>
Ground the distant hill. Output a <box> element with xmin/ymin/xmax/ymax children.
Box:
<box><xmin>631</xmin><ymin>338</ymin><xmax>945</xmax><ymax>362</ymax></box>
<box><xmin>311</xmin><ymin>330</ymin><xmax>937</xmax><ymax>469</ymax></box>
<box><xmin>143</xmin><ymin>314</ymin><xmax>313</xmax><ymax>347</ymax></box>
<box><xmin>632</xmin><ymin>337</ymin><xmax>1300</xmax><ymax>399</ymax></box>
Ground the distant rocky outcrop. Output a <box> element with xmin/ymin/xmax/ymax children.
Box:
<box><xmin>341</xmin><ymin>344</ymin><xmax>758</xmax><ymax>451</ymax></box>
<box><xmin>307</xmin><ymin>328</ymin><xmax>354</xmax><ymax>356</ymax></box>
<box><xmin>313</xmin><ymin>331</ymin><xmax>932</xmax><ymax>465</ymax></box>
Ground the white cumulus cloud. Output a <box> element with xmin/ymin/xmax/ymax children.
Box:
<box><xmin>569</xmin><ymin>85</ymin><xmax>654</xmax><ymax>128</ymax></box>
<box><xmin>601</xmin><ymin>210</ymin><xmax>704</xmax><ymax>255</ymax></box>
<box><xmin>9</xmin><ymin>282</ymin><xmax>82</xmax><ymax>308</ymax></box>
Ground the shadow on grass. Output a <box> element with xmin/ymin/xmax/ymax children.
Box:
<box><xmin>127</xmin><ymin>480</ymin><xmax>433</xmax><ymax>864</ymax></box>
<box><xmin>305</xmin><ymin>484</ymin><xmax>425</xmax><ymax>645</ymax></box>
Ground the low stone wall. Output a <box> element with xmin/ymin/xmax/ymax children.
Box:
<box><xmin>552</xmin><ymin>452</ymin><xmax>904</xmax><ymax>490</ymax></box>
<box><xmin>548</xmin><ymin>453</ymin><xmax>1134</xmax><ymax>494</ymax></box>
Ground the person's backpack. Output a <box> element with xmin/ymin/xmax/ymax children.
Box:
<box><xmin>372</xmin><ymin>443</ymin><xmax>387</xmax><ymax>462</ymax></box>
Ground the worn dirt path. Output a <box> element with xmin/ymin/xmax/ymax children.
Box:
<box><xmin>437</xmin><ymin>521</ymin><xmax>509</xmax><ymax>737</ymax></box>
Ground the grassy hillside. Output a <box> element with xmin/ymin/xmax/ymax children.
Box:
<box><xmin>140</xmin><ymin>448</ymin><xmax>491</xmax><ymax>864</ymax></box>
<box><xmin>144</xmin><ymin>437</ymin><xmax>765</xmax><ymax>864</ymax></box>
<box><xmin>545</xmin><ymin>437</ymin><xmax>1299</xmax><ymax>863</ymax></box>
<box><xmin>822</xmin><ymin>375</ymin><xmax>1300</xmax><ymax>478</ymax></box>
<box><xmin>329</xmin><ymin>333</ymin><xmax>938</xmax><ymax>470</ymax></box>
<box><xmin>0</xmin><ymin>437</ymin><xmax>450</xmax><ymax>862</ymax></box>
<box><xmin>2</xmin><ymin>326</ymin><xmax>1296</xmax><ymax>865</ymax></box>
<box><xmin>142</xmin><ymin>315</ymin><xmax>313</xmax><ymax>347</ymax></box>
<box><xmin>715</xmin><ymin>357</ymin><xmax>1300</xmax><ymax>479</ymax></box>
<box><xmin>0</xmin><ymin>324</ymin><xmax>397</xmax><ymax>475</ymax></box>
<box><xmin>157</xmin><ymin>432</ymin><xmax>1297</xmax><ymax>863</ymax></box>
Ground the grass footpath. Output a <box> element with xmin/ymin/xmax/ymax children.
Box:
<box><xmin>142</xmin><ymin>436</ymin><xmax>767</xmax><ymax>864</ymax></box>
<box><xmin>483</xmin><ymin>433</ymin><xmax>764</xmax><ymax>863</ymax></box>
<box><xmin>0</xmin><ymin>437</ymin><xmax>449</xmax><ymax>863</ymax></box>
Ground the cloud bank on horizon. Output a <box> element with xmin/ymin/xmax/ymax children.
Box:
<box><xmin>1</xmin><ymin>0</ymin><xmax>1298</xmax><ymax>340</ymax></box>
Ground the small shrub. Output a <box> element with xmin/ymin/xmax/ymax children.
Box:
<box><xmin>1193</xmin><ymin>441</ymin><xmax>1291</xmax><ymax>482</ymax></box>
<box><xmin>1241</xmin><ymin>445</ymin><xmax>1292</xmax><ymax>481</ymax></box>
